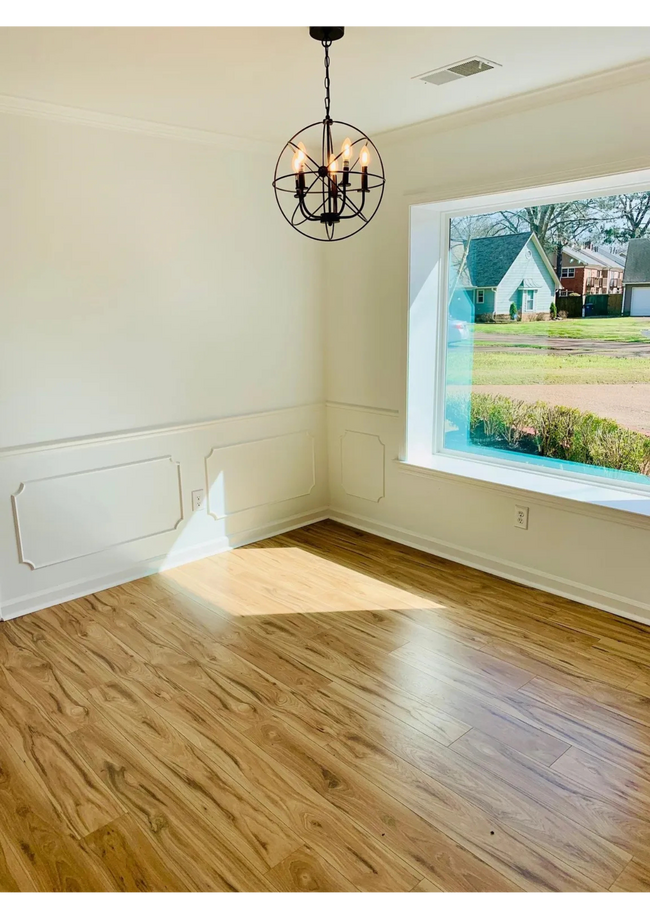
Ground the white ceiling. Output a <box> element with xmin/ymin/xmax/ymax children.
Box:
<box><xmin>0</xmin><ymin>27</ymin><xmax>649</xmax><ymax>142</ymax></box>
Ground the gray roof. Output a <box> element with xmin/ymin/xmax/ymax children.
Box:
<box><xmin>596</xmin><ymin>247</ymin><xmax>626</xmax><ymax>267</ymax></box>
<box><xmin>623</xmin><ymin>239</ymin><xmax>650</xmax><ymax>284</ymax></box>
<box><xmin>463</xmin><ymin>232</ymin><xmax>531</xmax><ymax>287</ymax></box>
<box><xmin>563</xmin><ymin>245</ymin><xmax>625</xmax><ymax>270</ymax></box>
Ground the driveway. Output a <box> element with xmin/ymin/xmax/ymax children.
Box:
<box><xmin>472</xmin><ymin>383</ymin><xmax>650</xmax><ymax>436</ymax></box>
<box><xmin>473</xmin><ymin>335</ymin><xmax>650</xmax><ymax>359</ymax></box>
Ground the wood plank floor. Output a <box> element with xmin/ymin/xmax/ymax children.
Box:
<box><xmin>1</xmin><ymin>519</ymin><xmax>650</xmax><ymax>891</ymax></box>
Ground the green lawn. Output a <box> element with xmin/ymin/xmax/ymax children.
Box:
<box><xmin>471</xmin><ymin>317</ymin><xmax>650</xmax><ymax>342</ymax></box>
<box><xmin>449</xmin><ymin>350</ymin><xmax>650</xmax><ymax>385</ymax></box>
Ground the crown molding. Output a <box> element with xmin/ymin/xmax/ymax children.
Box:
<box><xmin>0</xmin><ymin>92</ymin><xmax>276</xmax><ymax>152</ymax></box>
<box><xmin>377</xmin><ymin>57</ymin><xmax>650</xmax><ymax>147</ymax></box>
<box><xmin>4</xmin><ymin>57</ymin><xmax>649</xmax><ymax>155</ymax></box>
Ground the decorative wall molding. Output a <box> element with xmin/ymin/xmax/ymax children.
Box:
<box><xmin>0</xmin><ymin>402</ymin><xmax>323</xmax><ymax>458</ymax></box>
<box><xmin>2</xmin><ymin>507</ymin><xmax>329</xmax><ymax>621</ymax></box>
<box><xmin>326</xmin><ymin>401</ymin><xmax>400</xmax><ymax>417</ymax></box>
<box><xmin>12</xmin><ymin>455</ymin><xmax>183</xmax><ymax>570</ymax></box>
<box><xmin>0</xmin><ymin>92</ymin><xmax>276</xmax><ymax>152</ymax></box>
<box><xmin>4</xmin><ymin>58</ymin><xmax>650</xmax><ymax>156</ymax></box>
<box><xmin>378</xmin><ymin>58</ymin><xmax>650</xmax><ymax>148</ymax></box>
<box><xmin>329</xmin><ymin>507</ymin><xmax>650</xmax><ymax>628</ymax></box>
<box><xmin>0</xmin><ymin>402</ymin><xmax>326</xmax><ymax>620</ymax></box>
<box><xmin>205</xmin><ymin>430</ymin><xmax>316</xmax><ymax>520</ymax></box>
<box><xmin>340</xmin><ymin>431</ymin><xmax>385</xmax><ymax>503</ymax></box>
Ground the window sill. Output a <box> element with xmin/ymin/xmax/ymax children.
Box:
<box><xmin>397</xmin><ymin>453</ymin><xmax>650</xmax><ymax>529</ymax></box>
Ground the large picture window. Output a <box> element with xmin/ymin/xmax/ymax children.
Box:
<box><xmin>407</xmin><ymin>169</ymin><xmax>650</xmax><ymax>503</ymax></box>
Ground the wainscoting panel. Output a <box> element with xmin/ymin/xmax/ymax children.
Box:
<box><xmin>0</xmin><ymin>404</ymin><xmax>327</xmax><ymax>619</ymax></box>
<box><xmin>327</xmin><ymin>402</ymin><xmax>650</xmax><ymax>626</ymax></box>
<box><xmin>340</xmin><ymin>430</ymin><xmax>385</xmax><ymax>502</ymax></box>
<box><xmin>206</xmin><ymin>431</ymin><xmax>315</xmax><ymax>519</ymax></box>
<box><xmin>12</xmin><ymin>456</ymin><xmax>183</xmax><ymax>569</ymax></box>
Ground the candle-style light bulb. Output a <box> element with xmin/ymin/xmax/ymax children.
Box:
<box><xmin>328</xmin><ymin>153</ymin><xmax>338</xmax><ymax>201</ymax></box>
<box><xmin>341</xmin><ymin>137</ymin><xmax>351</xmax><ymax>187</ymax></box>
<box><xmin>360</xmin><ymin>145</ymin><xmax>370</xmax><ymax>192</ymax></box>
<box><xmin>292</xmin><ymin>143</ymin><xmax>307</xmax><ymax>173</ymax></box>
<box><xmin>292</xmin><ymin>143</ymin><xmax>307</xmax><ymax>194</ymax></box>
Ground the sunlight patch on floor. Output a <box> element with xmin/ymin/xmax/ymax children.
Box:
<box><xmin>160</xmin><ymin>546</ymin><xmax>442</xmax><ymax>617</ymax></box>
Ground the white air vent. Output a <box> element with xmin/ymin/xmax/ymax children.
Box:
<box><xmin>414</xmin><ymin>57</ymin><xmax>500</xmax><ymax>86</ymax></box>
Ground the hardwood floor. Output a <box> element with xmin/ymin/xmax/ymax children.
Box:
<box><xmin>1</xmin><ymin>520</ymin><xmax>650</xmax><ymax>892</ymax></box>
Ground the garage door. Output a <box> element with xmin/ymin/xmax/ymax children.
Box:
<box><xmin>630</xmin><ymin>287</ymin><xmax>650</xmax><ymax>316</ymax></box>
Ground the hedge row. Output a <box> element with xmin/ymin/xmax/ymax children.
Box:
<box><xmin>447</xmin><ymin>393</ymin><xmax>650</xmax><ymax>476</ymax></box>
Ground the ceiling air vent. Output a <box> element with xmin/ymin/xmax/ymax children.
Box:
<box><xmin>414</xmin><ymin>57</ymin><xmax>500</xmax><ymax>86</ymax></box>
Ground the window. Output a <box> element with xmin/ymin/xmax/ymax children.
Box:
<box><xmin>407</xmin><ymin>167</ymin><xmax>650</xmax><ymax>508</ymax></box>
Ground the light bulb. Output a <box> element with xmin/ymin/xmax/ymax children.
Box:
<box><xmin>292</xmin><ymin>143</ymin><xmax>306</xmax><ymax>173</ymax></box>
<box><xmin>328</xmin><ymin>154</ymin><xmax>338</xmax><ymax>174</ymax></box>
<box><xmin>360</xmin><ymin>145</ymin><xmax>370</xmax><ymax>193</ymax></box>
<box><xmin>341</xmin><ymin>137</ymin><xmax>352</xmax><ymax>161</ymax></box>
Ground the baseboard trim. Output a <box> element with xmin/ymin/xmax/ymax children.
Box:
<box><xmin>1</xmin><ymin>507</ymin><xmax>329</xmax><ymax>620</ymax></box>
<box><xmin>329</xmin><ymin>507</ymin><xmax>650</xmax><ymax>628</ymax></box>
<box><xmin>5</xmin><ymin>502</ymin><xmax>649</xmax><ymax>630</ymax></box>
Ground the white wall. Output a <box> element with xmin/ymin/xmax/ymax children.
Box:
<box><xmin>0</xmin><ymin>108</ymin><xmax>327</xmax><ymax>617</ymax></box>
<box><xmin>5</xmin><ymin>67</ymin><xmax>650</xmax><ymax>625</ymax></box>
<box><xmin>326</xmin><ymin>71</ymin><xmax>650</xmax><ymax>624</ymax></box>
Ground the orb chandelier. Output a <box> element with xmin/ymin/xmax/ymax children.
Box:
<box><xmin>272</xmin><ymin>26</ymin><xmax>386</xmax><ymax>242</ymax></box>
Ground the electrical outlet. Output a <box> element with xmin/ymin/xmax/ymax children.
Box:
<box><xmin>514</xmin><ymin>505</ymin><xmax>529</xmax><ymax>530</ymax></box>
<box><xmin>191</xmin><ymin>489</ymin><xmax>205</xmax><ymax>512</ymax></box>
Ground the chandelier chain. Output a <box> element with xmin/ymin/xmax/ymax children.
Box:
<box><xmin>323</xmin><ymin>40</ymin><xmax>332</xmax><ymax>121</ymax></box>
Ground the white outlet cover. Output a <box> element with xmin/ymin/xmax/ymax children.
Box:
<box><xmin>191</xmin><ymin>488</ymin><xmax>205</xmax><ymax>512</ymax></box>
<box><xmin>514</xmin><ymin>505</ymin><xmax>529</xmax><ymax>529</ymax></box>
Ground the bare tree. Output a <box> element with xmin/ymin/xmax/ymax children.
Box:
<box><xmin>449</xmin><ymin>213</ymin><xmax>502</xmax><ymax>244</ymax></box>
<box><xmin>598</xmin><ymin>193</ymin><xmax>650</xmax><ymax>243</ymax></box>
<box><xmin>491</xmin><ymin>201</ymin><xmax>600</xmax><ymax>250</ymax></box>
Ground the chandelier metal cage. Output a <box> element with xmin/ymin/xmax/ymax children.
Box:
<box><xmin>272</xmin><ymin>27</ymin><xmax>386</xmax><ymax>242</ymax></box>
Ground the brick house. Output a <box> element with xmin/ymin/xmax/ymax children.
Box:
<box><xmin>559</xmin><ymin>244</ymin><xmax>624</xmax><ymax>298</ymax></box>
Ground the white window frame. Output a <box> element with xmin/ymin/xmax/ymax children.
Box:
<box><xmin>561</xmin><ymin>267</ymin><xmax>575</xmax><ymax>278</ymax></box>
<box><xmin>405</xmin><ymin>166</ymin><xmax>650</xmax><ymax>515</ymax></box>
<box><xmin>524</xmin><ymin>289</ymin><xmax>536</xmax><ymax>311</ymax></box>
<box><xmin>476</xmin><ymin>289</ymin><xmax>485</xmax><ymax>304</ymax></box>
